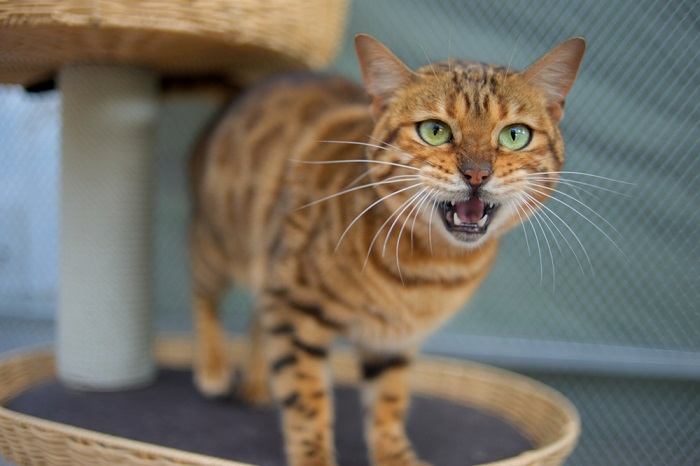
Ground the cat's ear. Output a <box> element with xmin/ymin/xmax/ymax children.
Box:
<box><xmin>355</xmin><ymin>34</ymin><xmax>414</xmax><ymax>118</ymax></box>
<box><xmin>522</xmin><ymin>37</ymin><xmax>586</xmax><ymax>121</ymax></box>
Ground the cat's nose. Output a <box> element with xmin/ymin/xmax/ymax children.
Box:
<box><xmin>460</xmin><ymin>163</ymin><xmax>492</xmax><ymax>186</ymax></box>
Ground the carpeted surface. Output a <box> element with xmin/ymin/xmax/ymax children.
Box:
<box><xmin>7</xmin><ymin>369</ymin><xmax>532</xmax><ymax>465</ymax></box>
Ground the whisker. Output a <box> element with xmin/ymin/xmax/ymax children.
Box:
<box><xmin>293</xmin><ymin>156</ymin><xmax>420</xmax><ymax>172</ymax></box>
<box><xmin>527</xmin><ymin>182</ymin><xmax>622</xmax><ymax>237</ymax></box>
<box><xmin>521</xmin><ymin>191</ymin><xmax>586</xmax><ymax>275</ymax></box>
<box><xmin>520</xmin><ymin>191</ymin><xmax>591</xmax><ymax>272</ymax></box>
<box><xmin>382</xmin><ymin>188</ymin><xmax>428</xmax><ymax>257</ymax></box>
<box><xmin>411</xmin><ymin>189</ymin><xmax>435</xmax><ymax>253</ymax></box>
<box><xmin>521</xmin><ymin>176</ymin><xmax>601</xmax><ymax>200</ymax></box>
<box><xmin>396</xmin><ymin>189</ymin><xmax>430</xmax><ymax>284</ymax></box>
<box><xmin>523</xmin><ymin>175</ymin><xmax>632</xmax><ymax>197</ymax></box>
<box><xmin>316</xmin><ymin>139</ymin><xmax>419</xmax><ymax>166</ymax></box>
<box><xmin>522</xmin><ymin>198</ymin><xmax>544</xmax><ymax>285</ymax></box>
<box><xmin>529</xmin><ymin>171</ymin><xmax>635</xmax><ymax>185</ymax></box>
<box><xmin>526</xmin><ymin>185</ymin><xmax>627</xmax><ymax>260</ymax></box>
<box><xmin>366</xmin><ymin>135</ymin><xmax>439</xmax><ymax>169</ymax></box>
<box><xmin>417</xmin><ymin>42</ymin><xmax>439</xmax><ymax>80</ymax></box>
<box><xmin>297</xmin><ymin>175</ymin><xmax>420</xmax><ymax>210</ymax></box>
<box><xmin>505</xmin><ymin>32</ymin><xmax>523</xmax><ymax>76</ymax></box>
<box><xmin>508</xmin><ymin>199</ymin><xmax>531</xmax><ymax>256</ymax></box>
<box><xmin>428</xmin><ymin>196</ymin><xmax>438</xmax><ymax>255</ymax></box>
<box><xmin>335</xmin><ymin>183</ymin><xmax>423</xmax><ymax>252</ymax></box>
<box><xmin>521</xmin><ymin>197</ymin><xmax>556</xmax><ymax>291</ymax></box>
<box><xmin>343</xmin><ymin>166</ymin><xmax>378</xmax><ymax>189</ymax></box>
<box><xmin>363</xmin><ymin>188</ymin><xmax>426</xmax><ymax>268</ymax></box>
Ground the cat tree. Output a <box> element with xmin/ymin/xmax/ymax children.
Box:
<box><xmin>0</xmin><ymin>0</ymin><xmax>348</xmax><ymax>390</ymax></box>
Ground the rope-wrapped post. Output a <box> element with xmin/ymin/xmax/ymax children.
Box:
<box><xmin>57</xmin><ymin>65</ymin><xmax>157</xmax><ymax>390</ymax></box>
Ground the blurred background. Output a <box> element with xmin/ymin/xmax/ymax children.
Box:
<box><xmin>0</xmin><ymin>0</ymin><xmax>698</xmax><ymax>465</ymax></box>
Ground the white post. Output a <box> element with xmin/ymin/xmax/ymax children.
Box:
<box><xmin>57</xmin><ymin>65</ymin><xmax>157</xmax><ymax>390</ymax></box>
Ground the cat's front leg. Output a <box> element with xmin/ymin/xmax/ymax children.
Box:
<box><xmin>263</xmin><ymin>295</ymin><xmax>339</xmax><ymax>466</ymax></box>
<box><xmin>360</xmin><ymin>351</ymin><xmax>432</xmax><ymax>466</ymax></box>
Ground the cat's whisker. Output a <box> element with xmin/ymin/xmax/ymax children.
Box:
<box><xmin>344</xmin><ymin>166</ymin><xmax>379</xmax><ymax>189</ymax></box>
<box><xmin>396</xmin><ymin>189</ymin><xmax>430</xmax><ymax>284</ymax></box>
<box><xmin>366</xmin><ymin>135</ymin><xmax>440</xmax><ymax>170</ymax></box>
<box><xmin>297</xmin><ymin>175</ymin><xmax>420</xmax><ymax>211</ymax></box>
<box><xmin>527</xmin><ymin>196</ymin><xmax>563</xmax><ymax>253</ymax></box>
<box><xmin>315</xmin><ymin>139</ymin><xmax>419</xmax><ymax>168</ymax></box>
<box><xmin>410</xmin><ymin>189</ymin><xmax>435</xmax><ymax>253</ymax></box>
<box><xmin>417</xmin><ymin>42</ymin><xmax>439</xmax><ymax>80</ymax></box>
<box><xmin>523</xmin><ymin>175</ymin><xmax>632</xmax><ymax>198</ymax></box>
<box><xmin>521</xmin><ymin>176</ymin><xmax>601</xmax><ymax>201</ymax></box>
<box><xmin>293</xmin><ymin>154</ymin><xmax>420</xmax><ymax>172</ymax></box>
<box><xmin>527</xmin><ymin>183</ymin><xmax>627</xmax><ymax>261</ymax></box>
<box><xmin>335</xmin><ymin>183</ymin><xmax>424</xmax><ymax>252</ymax></box>
<box><xmin>363</xmin><ymin>187</ymin><xmax>426</xmax><ymax>269</ymax></box>
<box><xmin>520</xmin><ymin>196</ymin><xmax>544</xmax><ymax>285</ymax></box>
<box><xmin>507</xmin><ymin>199</ymin><xmax>531</xmax><ymax>256</ymax></box>
<box><xmin>520</xmin><ymin>196</ymin><xmax>556</xmax><ymax>291</ymax></box>
<box><xmin>528</xmin><ymin>171</ymin><xmax>635</xmax><ymax>185</ymax></box>
<box><xmin>428</xmin><ymin>197</ymin><xmax>437</xmax><ymax>255</ymax></box>
<box><xmin>520</xmin><ymin>190</ymin><xmax>591</xmax><ymax>272</ymax></box>
<box><xmin>382</xmin><ymin>188</ymin><xmax>428</xmax><ymax>257</ymax></box>
<box><xmin>526</xmin><ymin>182</ymin><xmax>622</xmax><ymax>238</ymax></box>
<box><xmin>521</xmin><ymin>191</ymin><xmax>586</xmax><ymax>275</ymax></box>
<box><xmin>505</xmin><ymin>32</ymin><xmax>523</xmax><ymax>76</ymax></box>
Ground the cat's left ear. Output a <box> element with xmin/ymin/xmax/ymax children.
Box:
<box><xmin>355</xmin><ymin>34</ymin><xmax>414</xmax><ymax>119</ymax></box>
<box><xmin>522</xmin><ymin>37</ymin><xmax>586</xmax><ymax>121</ymax></box>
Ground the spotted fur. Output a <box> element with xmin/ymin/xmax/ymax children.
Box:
<box><xmin>189</xmin><ymin>35</ymin><xmax>584</xmax><ymax>466</ymax></box>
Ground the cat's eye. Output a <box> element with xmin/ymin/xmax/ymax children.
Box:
<box><xmin>498</xmin><ymin>124</ymin><xmax>531</xmax><ymax>150</ymax></box>
<box><xmin>417</xmin><ymin>120</ymin><xmax>452</xmax><ymax>146</ymax></box>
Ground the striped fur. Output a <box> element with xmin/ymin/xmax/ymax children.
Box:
<box><xmin>189</xmin><ymin>35</ymin><xmax>584</xmax><ymax>466</ymax></box>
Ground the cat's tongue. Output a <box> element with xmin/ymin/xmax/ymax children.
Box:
<box><xmin>455</xmin><ymin>198</ymin><xmax>485</xmax><ymax>224</ymax></box>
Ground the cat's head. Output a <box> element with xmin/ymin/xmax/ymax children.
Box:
<box><xmin>354</xmin><ymin>34</ymin><xmax>585</xmax><ymax>249</ymax></box>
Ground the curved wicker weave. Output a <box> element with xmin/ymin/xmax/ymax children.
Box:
<box><xmin>0</xmin><ymin>337</ymin><xmax>580</xmax><ymax>466</ymax></box>
<box><xmin>0</xmin><ymin>0</ymin><xmax>348</xmax><ymax>86</ymax></box>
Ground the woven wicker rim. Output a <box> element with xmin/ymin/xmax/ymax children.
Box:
<box><xmin>0</xmin><ymin>336</ymin><xmax>580</xmax><ymax>466</ymax></box>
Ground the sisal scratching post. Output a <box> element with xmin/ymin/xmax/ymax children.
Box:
<box><xmin>58</xmin><ymin>66</ymin><xmax>157</xmax><ymax>389</ymax></box>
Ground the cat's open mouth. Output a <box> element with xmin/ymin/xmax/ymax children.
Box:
<box><xmin>438</xmin><ymin>197</ymin><xmax>498</xmax><ymax>241</ymax></box>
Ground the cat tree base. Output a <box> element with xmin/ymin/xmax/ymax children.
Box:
<box><xmin>0</xmin><ymin>336</ymin><xmax>580</xmax><ymax>466</ymax></box>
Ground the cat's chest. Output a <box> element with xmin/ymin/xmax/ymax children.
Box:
<box><xmin>346</xmin><ymin>268</ymin><xmax>486</xmax><ymax>351</ymax></box>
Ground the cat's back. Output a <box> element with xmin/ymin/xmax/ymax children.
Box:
<box><xmin>190</xmin><ymin>73</ymin><xmax>371</xmax><ymax>287</ymax></box>
<box><xmin>191</xmin><ymin>73</ymin><xmax>369</xmax><ymax>206</ymax></box>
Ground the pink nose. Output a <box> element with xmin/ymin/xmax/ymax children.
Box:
<box><xmin>462</xmin><ymin>168</ymin><xmax>491</xmax><ymax>186</ymax></box>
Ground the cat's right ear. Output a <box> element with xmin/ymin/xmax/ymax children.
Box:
<box><xmin>355</xmin><ymin>34</ymin><xmax>414</xmax><ymax>119</ymax></box>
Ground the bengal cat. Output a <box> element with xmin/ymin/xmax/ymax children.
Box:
<box><xmin>189</xmin><ymin>34</ymin><xmax>585</xmax><ymax>466</ymax></box>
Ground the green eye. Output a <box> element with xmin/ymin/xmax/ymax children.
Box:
<box><xmin>417</xmin><ymin>120</ymin><xmax>452</xmax><ymax>146</ymax></box>
<box><xmin>498</xmin><ymin>124</ymin><xmax>531</xmax><ymax>150</ymax></box>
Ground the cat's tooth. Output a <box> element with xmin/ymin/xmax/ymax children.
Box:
<box><xmin>453</xmin><ymin>212</ymin><xmax>462</xmax><ymax>225</ymax></box>
<box><xmin>477</xmin><ymin>215</ymin><xmax>489</xmax><ymax>227</ymax></box>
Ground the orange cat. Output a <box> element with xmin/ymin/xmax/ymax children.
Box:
<box><xmin>189</xmin><ymin>34</ymin><xmax>585</xmax><ymax>466</ymax></box>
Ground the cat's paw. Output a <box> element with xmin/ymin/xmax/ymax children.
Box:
<box><xmin>236</xmin><ymin>383</ymin><xmax>273</xmax><ymax>406</ymax></box>
<box><xmin>193</xmin><ymin>366</ymin><xmax>233</xmax><ymax>399</ymax></box>
<box><xmin>236</xmin><ymin>377</ymin><xmax>273</xmax><ymax>406</ymax></box>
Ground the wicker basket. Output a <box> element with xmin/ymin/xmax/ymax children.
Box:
<box><xmin>0</xmin><ymin>0</ymin><xmax>349</xmax><ymax>86</ymax></box>
<box><xmin>0</xmin><ymin>336</ymin><xmax>579</xmax><ymax>466</ymax></box>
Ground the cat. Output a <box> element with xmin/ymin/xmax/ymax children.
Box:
<box><xmin>188</xmin><ymin>34</ymin><xmax>585</xmax><ymax>466</ymax></box>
